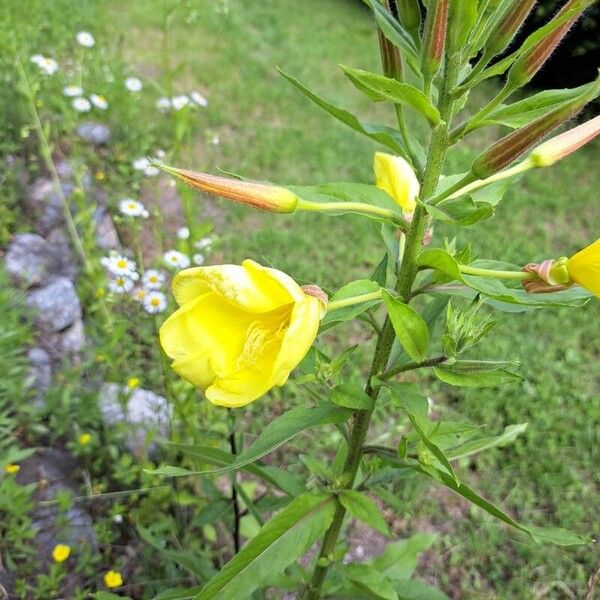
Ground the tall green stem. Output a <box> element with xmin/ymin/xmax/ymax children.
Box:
<box><xmin>304</xmin><ymin>49</ymin><xmax>463</xmax><ymax>600</ymax></box>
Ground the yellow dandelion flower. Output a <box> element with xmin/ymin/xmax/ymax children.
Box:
<box><xmin>103</xmin><ymin>570</ymin><xmax>123</xmax><ymax>588</ymax></box>
<box><xmin>78</xmin><ymin>433</ymin><xmax>92</xmax><ymax>445</ymax></box>
<box><xmin>127</xmin><ymin>377</ymin><xmax>140</xmax><ymax>389</ymax></box>
<box><xmin>4</xmin><ymin>463</ymin><xmax>20</xmax><ymax>474</ymax></box>
<box><xmin>52</xmin><ymin>544</ymin><xmax>71</xmax><ymax>563</ymax></box>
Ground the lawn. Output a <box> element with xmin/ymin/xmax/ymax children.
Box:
<box><xmin>2</xmin><ymin>0</ymin><xmax>599</xmax><ymax>598</ymax></box>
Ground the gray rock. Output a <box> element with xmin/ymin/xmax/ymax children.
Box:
<box><xmin>4</xmin><ymin>233</ymin><xmax>51</xmax><ymax>287</ymax></box>
<box><xmin>46</xmin><ymin>228</ymin><xmax>77</xmax><ymax>280</ymax></box>
<box><xmin>60</xmin><ymin>318</ymin><xmax>86</xmax><ymax>356</ymax></box>
<box><xmin>100</xmin><ymin>383</ymin><xmax>171</xmax><ymax>455</ymax></box>
<box><xmin>24</xmin><ymin>177</ymin><xmax>74</xmax><ymax>235</ymax></box>
<box><xmin>27</xmin><ymin>277</ymin><xmax>81</xmax><ymax>332</ymax></box>
<box><xmin>27</xmin><ymin>347</ymin><xmax>52</xmax><ymax>406</ymax></box>
<box><xmin>76</xmin><ymin>121</ymin><xmax>111</xmax><ymax>145</ymax></box>
<box><xmin>94</xmin><ymin>206</ymin><xmax>121</xmax><ymax>250</ymax></box>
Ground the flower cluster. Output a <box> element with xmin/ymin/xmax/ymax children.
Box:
<box><xmin>156</xmin><ymin>91</ymin><xmax>208</xmax><ymax>113</ymax></box>
<box><xmin>31</xmin><ymin>54</ymin><xmax>59</xmax><ymax>76</ymax></box>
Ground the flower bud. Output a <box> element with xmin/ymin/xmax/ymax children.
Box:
<box><xmin>507</xmin><ymin>0</ymin><xmax>589</xmax><ymax>89</ymax></box>
<box><xmin>471</xmin><ymin>73</ymin><xmax>600</xmax><ymax>178</ymax></box>
<box><xmin>485</xmin><ymin>0</ymin><xmax>537</xmax><ymax>59</ymax></box>
<box><xmin>373</xmin><ymin>151</ymin><xmax>420</xmax><ymax>213</ymax></box>
<box><xmin>156</xmin><ymin>164</ymin><xmax>299</xmax><ymax>213</ymax></box>
<box><xmin>396</xmin><ymin>0</ymin><xmax>422</xmax><ymax>40</ymax></box>
<box><xmin>421</xmin><ymin>0</ymin><xmax>449</xmax><ymax>82</ymax></box>
<box><xmin>522</xmin><ymin>258</ymin><xmax>571</xmax><ymax>294</ymax></box>
<box><xmin>530</xmin><ymin>115</ymin><xmax>600</xmax><ymax>167</ymax></box>
<box><xmin>377</xmin><ymin>15</ymin><xmax>403</xmax><ymax>80</ymax></box>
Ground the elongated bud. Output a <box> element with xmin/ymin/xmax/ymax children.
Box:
<box><xmin>471</xmin><ymin>74</ymin><xmax>600</xmax><ymax>178</ymax></box>
<box><xmin>421</xmin><ymin>0</ymin><xmax>449</xmax><ymax>82</ymax></box>
<box><xmin>530</xmin><ymin>115</ymin><xmax>600</xmax><ymax>167</ymax></box>
<box><xmin>507</xmin><ymin>0</ymin><xmax>589</xmax><ymax>89</ymax></box>
<box><xmin>522</xmin><ymin>258</ymin><xmax>570</xmax><ymax>294</ymax></box>
<box><xmin>377</xmin><ymin>3</ymin><xmax>403</xmax><ymax>80</ymax></box>
<box><xmin>157</xmin><ymin>164</ymin><xmax>299</xmax><ymax>213</ymax></box>
<box><xmin>485</xmin><ymin>0</ymin><xmax>537</xmax><ymax>59</ymax></box>
<box><xmin>396</xmin><ymin>0</ymin><xmax>422</xmax><ymax>40</ymax></box>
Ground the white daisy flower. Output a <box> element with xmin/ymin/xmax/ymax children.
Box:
<box><xmin>193</xmin><ymin>254</ymin><xmax>205</xmax><ymax>265</ymax></box>
<box><xmin>156</xmin><ymin>97</ymin><xmax>171</xmax><ymax>112</ymax></box>
<box><xmin>109</xmin><ymin>275</ymin><xmax>134</xmax><ymax>294</ymax></box>
<box><xmin>195</xmin><ymin>236</ymin><xmax>214</xmax><ymax>250</ymax></box>
<box><xmin>132</xmin><ymin>287</ymin><xmax>148</xmax><ymax>303</ymax></box>
<box><xmin>163</xmin><ymin>250</ymin><xmax>190</xmax><ymax>270</ymax></box>
<box><xmin>124</xmin><ymin>77</ymin><xmax>143</xmax><ymax>92</ymax></box>
<box><xmin>119</xmin><ymin>198</ymin><xmax>147</xmax><ymax>217</ymax></box>
<box><xmin>76</xmin><ymin>31</ymin><xmax>95</xmax><ymax>48</ymax></box>
<box><xmin>144</xmin><ymin>165</ymin><xmax>160</xmax><ymax>177</ymax></box>
<box><xmin>176</xmin><ymin>226</ymin><xmax>190</xmax><ymax>240</ymax></box>
<box><xmin>37</xmin><ymin>57</ymin><xmax>59</xmax><ymax>76</ymax></box>
<box><xmin>190</xmin><ymin>91</ymin><xmax>208</xmax><ymax>107</ymax></box>
<box><xmin>30</xmin><ymin>54</ymin><xmax>44</xmax><ymax>65</ymax></box>
<box><xmin>63</xmin><ymin>85</ymin><xmax>83</xmax><ymax>97</ymax></box>
<box><xmin>72</xmin><ymin>97</ymin><xmax>92</xmax><ymax>112</ymax></box>
<box><xmin>90</xmin><ymin>94</ymin><xmax>109</xmax><ymax>110</ymax></box>
<box><xmin>142</xmin><ymin>269</ymin><xmax>165</xmax><ymax>289</ymax></box>
<box><xmin>171</xmin><ymin>95</ymin><xmax>189</xmax><ymax>111</ymax></box>
<box><xmin>154</xmin><ymin>149</ymin><xmax>166</xmax><ymax>159</ymax></box>
<box><xmin>143</xmin><ymin>291</ymin><xmax>167</xmax><ymax>314</ymax></box>
<box><xmin>105</xmin><ymin>254</ymin><xmax>137</xmax><ymax>277</ymax></box>
<box><xmin>132</xmin><ymin>157</ymin><xmax>150</xmax><ymax>171</ymax></box>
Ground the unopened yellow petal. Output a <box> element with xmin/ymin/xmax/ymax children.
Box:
<box><xmin>567</xmin><ymin>238</ymin><xmax>600</xmax><ymax>298</ymax></box>
<box><xmin>373</xmin><ymin>151</ymin><xmax>419</xmax><ymax>213</ymax></box>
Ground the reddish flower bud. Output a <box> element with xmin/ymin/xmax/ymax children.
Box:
<box><xmin>156</xmin><ymin>164</ymin><xmax>299</xmax><ymax>214</ymax></box>
<box><xmin>530</xmin><ymin>115</ymin><xmax>600</xmax><ymax>167</ymax></box>
<box><xmin>377</xmin><ymin>4</ymin><xmax>403</xmax><ymax>81</ymax></box>
<box><xmin>522</xmin><ymin>258</ymin><xmax>570</xmax><ymax>294</ymax></box>
<box><xmin>421</xmin><ymin>0</ymin><xmax>449</xmax><ymax>80</ymax></box>
<box><xmin>485</xmin><ymin>0</ymin><xmax>537</xmax><ymax>58</ymax></box>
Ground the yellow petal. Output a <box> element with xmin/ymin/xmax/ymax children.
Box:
<box><xmin>373</xmin><ymin>151</ymin><xmax>419</xmax><ymax>213</ymax></box>
<box><xmin>567</xmin><ymin>238</ymin><xmax>600</xmax><ymax>298</ymax></box>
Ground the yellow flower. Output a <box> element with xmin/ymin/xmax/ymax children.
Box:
<box><xmin>103</xmin><ymin>570</ymin><xmax>123</xmax><ymax>588</ymax></box>
<box><xmin>4</xmin><ymin>463</ymin><xmax>20</xmax><ymax>474</ymax></box>
<box><xmin>373</xmin><ymin>152</ymin><xmax>420</xmax><ymax>213</ymax></box>
<box><xmin>78</xmin><ymin>433</ymin><xmax>92</xmax><ymax>446</ymax></box>
<box><xmin>160</xmin><ymin>259</ymin><xmax>323</xmax><ymax>407</ymax></box>
<box><xmin>52</xmin><ymin>544</ymin><xmax>71</xmax><ymax>563</ymax></box>
<box><xmin>566</xmin><ymin>239</ymin><xmax>600</xmax><ymax>298</ymax></box>
<box><xmin>95</xmin><ymin>170</ymin><xmax>106</xmax><ymax>181</ymax></box>
<box><xmin>127</xmin><ymin>377</ymin><xmax>140</xmax><ymax>390</ymax></box>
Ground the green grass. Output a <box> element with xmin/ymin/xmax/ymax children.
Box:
<box><xmin>3</xmin><ymin>0</ymin><xmax>600</xmax><ymax>597</ymax></box>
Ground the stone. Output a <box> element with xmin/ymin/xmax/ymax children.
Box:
<box><xmin>27</xmin><ymin>347</ymin><xmax>52</xmax><ymax>405</ymax></box>
<box><xmin>45</xmin><ymin>228</ymin><xmax>77</xmax><ymax>280</ymax></box>
<box><xmin>26</xmin><ymin>277</ymin><xmax>81</xmax><ymax>332</ymax></box>
<box><xmin>94</xmin><ymin>206</ymin><xmax>121</xmax><ymax>250</ymax></box>
<box><xmin>24</xmin><ymin>177</ymin><xmax>74</xmax><ymax>235</ymax></box>
<box><xmin>76</xmin><ymin>121</ymin><xmax>111</xmax><ymax>145</ymax></box>
<box><xmin>60</xmin><ymin>318</ymin><xmax>86</xmax><ymax>356</ymax></box>
<box><xmin>4</xmin><ymin>233</ymin><xmax>51</xmax><ymax>287</ymax></box>
<box><xmin>100</xmin><ymin>383</ymin><xmax>171</xmax><ymax>455</ymax></box>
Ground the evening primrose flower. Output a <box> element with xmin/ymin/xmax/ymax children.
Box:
<box><xmin>4</xmin><ymin>463</ymin><xmax>20</xmax><ymax>474</ymax></box>
<box><xmin>125</xmin><ymin>76</ymin><xmax>143</xmax><ymax>92</ymax></box>
<box><xmin>90</xmin><ymin>94</ymin><xmax>109</xmax><ymax>110</ymax></box>
<box><xmin>566</xmin><ymin>239</ymin><xmax>600</xmax><ymax>298</ymax></box>
<box><xmin>159</xmin><ymin>260</ymin><xmax>323</xmax><ymax>407</ymax></box>
<box><xmin>164</xmin><ymin>250</ymin><xmax>191</xmax><ymax>270</ymax></box>
<box><xmin>72</xmin><ymin>97</ymin><xmax>92</xmax><ymax>112</ymax></box>
<box><xmin>142</xmin><ymin>269</ymin><xmax>165</xmax><ymax>289</ymax></box>
<box><xmin>103</xmin><ymin>570</ymin><xmax>123</xmax><ymax>589</ymax></box>
<box><xmin>76</xmin><ymin>31</ymin><xmax>95</xmax><ymax>47</ymax></box>
<box><xmin>52</xmin><ymin>544</ymin><xmax>71</xmax><ymax>563</ymax></box>
<box><xmin>143</xmin><ymin>291</ymin><xmax>167</xmax><ymax>314</ymax></box>
<box><xmin>373</xmin><ymin>152</ymin><xmax>420</xmax><ymax>213</ymax></box>
<box><xmin>119</xmin><ymin>198</ymin><xmax>147</xmax><ymax>217</ymax></box>
<box><xmin>63</xmin><ymin>85</ymin><xmax>84</xmax><ymax>97</ymax></box>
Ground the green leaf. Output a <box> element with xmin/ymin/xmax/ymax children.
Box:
<box><xmin>343</xmin><ymin>563</ymin><xmax>399</xmax><ymax>600</ymax></box>
<box><xmin>448</xmin><ymin>0</ymin><xmax>478</xmax><ymax>51</ymax></box>
<box><xmin>382</xmin><ymin>291</ymin><xmax>429</xmax><ymax>362</ymax></box>
<box><xmin>339</xmin><ymin>490</ymin><xmax>391</xmax><ymax>537</ymax></box>
<box><xmin>147</xmin><ymin>403</ymin><xmax>350</xmax><ymax>478</ymax></box>
<box><xmin>321</xmin><ymin>279</ymin><xmax>383</xmax><ymax>331</ymax></box>
<box><xmin>370</xmin><ymin>533</ymin><xmax>437</xmax><ymax>580</ymax></box>
<box><xmin>341</xmin><ymin>66</ymin><xmax>441</xmax><ymax>126</ymax></box>
<box><xmin>434</xmin><ymin>364</ymin><xmax>523</xmax><ymax>388</ymax></box>
<box><xmin>95</xmin><ymin>594</ymin><xmax>134</xmax><ymax>600</ymax></box>
<box><xmin>330</xmin><ymin>384</ymin><xmax>375</xmax><ymax>410</ymax></box>
<box><xmin>153</xmin><ymin>588</ymin><xmax>204</xmax><ymax>600</ymax></box>
<box><xmin>446</xmin><ymin>423</ymin><xmax>528</xmax><ymax>460</ymax></box>
<box><xmin>426</xmin><ymin>197</ymin><xmax>494</xmax><ymax>226</ymax></box>
<box><xmin>416</xmin><ymin>465</ymin><xmax>591</xmax><ymax>546</ymax></box>
<box><xmin>417</xmin><ymin>249</ymin><xmax>463</xmax><ymax>282</ymax></box>
<box><xmin>279</xmin><ymin>69</ymin><xmax>411</xmax><ymax>158</ymax></box>
<box><xmin>193</xmin><ymin>493</ymin><xmax>336</xmax><ymax>599</ymax></box>
<box><xmin>395</xmin><ymin>579</ymin><xmax>450</xmax><ymax>600</ymax></box>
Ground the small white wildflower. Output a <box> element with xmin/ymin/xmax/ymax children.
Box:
<box><xmin>195</xmin><ymin>236</ymin><xmax>214</xmax><ymax>250</ymax></box>
<box><xmin>163</xmin><ymin>250</ymin><xmax>190</xmax><ymax>270</ymax></box>
<box><xmin>141</xmin><ymin>209</ymin><xmax>150</xmax><ymax>219</ymax></box>
<box><xmin>212</xmin><ymin>134</ymin><xmax>220</xmax><ymax>146</ymax></box>
<box><xmin>72</xmin><ymin>97</ymin><xmax>92</xmax><ymax>112</ymax></box>
<box><xmin>190</xmin><ymin>91</ymin><xmax>208</xmax><ymax>107</ymax></box>
<box><xmin>143</xmin><ymin>165</ymin><xmax>159</xmax><ymax>177</ymax></box>
<box><xmin>142</xmin><ymin>269</ymin><xmax>165</xmax><ymax>289</ymax></box>
<box><xmin>109</xmin><ymin>276</ymin><xmax>134</xmax><ymax>294</ymax></box>
<box><xmin>90</xmin><ymin>94</ymin><xmax>109</xmax><ymax>110</ymax></box>
<box><xmin>132</xmin><ymin>157</ymin><xmax>150</xmax><ymax>171</ymax></box>
<box><xmin>119</xmin><ymin>198</ymin><xmax>147</xmax><ymax>217</ymax></box>
<box><xmin>30</xmin><ymin>54</ymin><xmax>44</xmax><ymax>65</ymax></box>
<box><xmin>76</xmin><ymin>31</ymin><xmax>95</xmax><ymax>48</ymax></box>
<box><xmin>193</xmin><ymin>253</ymin><xmax>205</xmax><ymax>265</ymax></box>
<box><xmin>105</xmin><ymin>254</ymin><xmax>137</xmax><ymax>277</ymax></box>
<box><xmin>156</xmin><ymin>97</ymin><xmax>171</xmax><ymax>112</ymax></box>
<box><xmin>143</xmin><ymin>291</ymin><xmax>167</xmax><ymax>314</ymax></box>
<box><xmin>124</xmin><ymin>77</ymin><xmax>143</xmax><ymax>92</ymax></box>
<box><xmin>176</xmin><ymin>227</ymin><xmax>190</xmax><ymax>240</ymax></box>
<box><xmin>132</xmin><ymin>287</ymin><xmax>148</xmax><ymax>303</ymax></box>
<box><xmin>113</xmin><ymin>514</ymin><xmax>124</xmax><ymax>524</ymax></box>
<box><xmin>171</xmin><ymin>94</ymin><xmax>189</xmax><ymax>111</ymax></box>
<box><xmin>63</xmin><ymin>85</ymin><xmax>83</xmax><ymax>97</ymax></box>
<box><xmin>36</xmin><ymin>57</ymin><xmax>59</xmax><ymax>76</ymax></box>
<box><xmin>154</xmin><ymin>149</ymin><xmax>166</xmax><ymax>159</ymax></box>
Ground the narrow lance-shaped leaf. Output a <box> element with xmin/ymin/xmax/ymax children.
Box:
<box><xmin>339</xmin><ymin>489</ymin><xmax>391</xmax><ymax>537</ymax></box>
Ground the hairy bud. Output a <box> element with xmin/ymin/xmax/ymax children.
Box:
<box><xmin>377</xmin><ymin>3</ymin><xmax>403</xmax><ymax>80</ymax></box>
<box><xmin>421</xmin><ymin>0</ymin><xmax>449</xmax><ymax>82</ymax></box>
<box><xmin>396</xmin><ymin>0</ymin><xmax>421</xmax><ymax>38</ymax></box>
<box><xmin>485</xmin><ymin>0</ymin><xmax>537</xmax><ymax>59</ymax></box>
